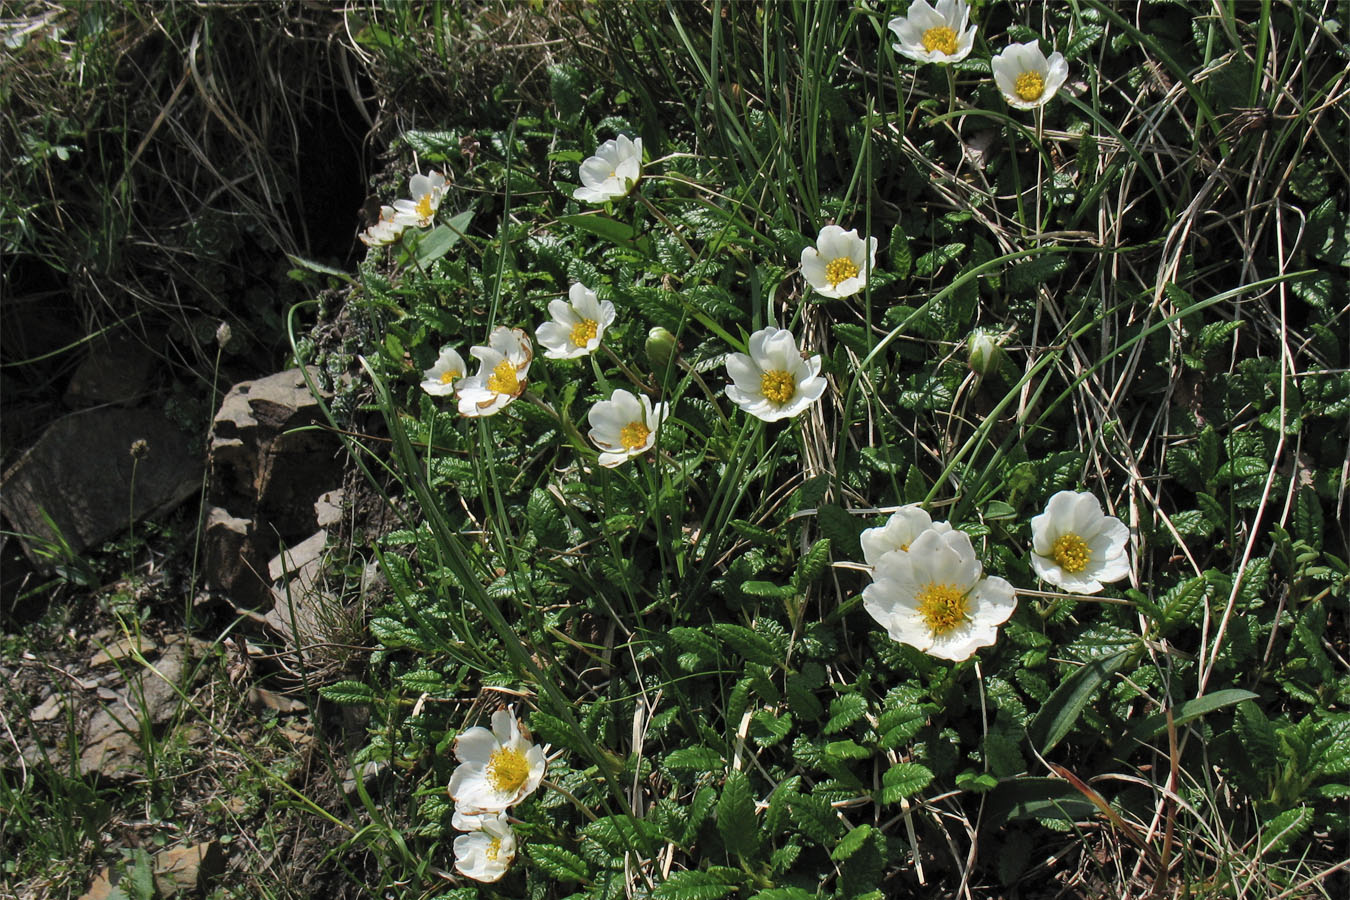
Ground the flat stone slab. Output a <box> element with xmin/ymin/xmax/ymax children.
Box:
<box><xmin>1</xmin><ymin>408</ymin><xmax>201</xmax><ymax>566</ymax></box>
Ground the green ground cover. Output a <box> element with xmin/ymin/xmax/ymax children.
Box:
<box><xmin>3</xmin><ymin>1</ymin><xmax>1348</xmax><ymax>898</ymax></box>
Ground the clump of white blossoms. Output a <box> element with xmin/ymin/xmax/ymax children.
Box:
<box><xmin>456</xmin><ymin>327</ymin><xmax>533</xmax><ymax>418</ymax></box>
<box><xmin>588</xmin><ymin>388</ymin><xmax>668</xmax><ymax>468</ymax></box>
<box><xmin>447</xmin><ymin>708</ymin><xmax>548</xmax><ymax>815</ymax></box>
<box><xmin>1030</xmin><ymin>490</ymin><xmax>1130</xmax><ymax>594</ymax></box>
<box><xmin>535</xmin><ymin>283</ymin><xmax>616</xmax><ymax>359</ymax></box>
<box><xmin>724</xmin><ymin>327</ymin><xmax>826</xmax><ymax>422</ymax></box>
<box><xmin>863</xmin><ymin>527</ymin><xmax>1017</xmax><ymax>661</ymax></box>
<box><xmin>392</xmin><ymin>171</ymin><xmax>448</xmax><ymax>228</ymax></box>
<box><xmin>860</xmin><ymin>505</ymin><xmax>952</xmax><ymax>568</ymax></box>
<box><xmin>573</xmin><ymin>135</ymin><xmax>643</xmax><ymax>204</ymax></box>
<box><xmin>888</xmin><ymin>0</ymin><xmax>977</xmax><ymax>64</ymax></box>
<box><xmin>991</xmin><ymin>40</ymin><xmax>1069</xmax><ymax>110</ymax></box>
<box><xmin>800</xmin><ymin>225</ymin><xmax>878</xmax><ymax>299</ymax></box>
<box><xmin>358</xmin><ymin>204</ymin><xmax>406</xmax><ymax>248</ymax></box>
<box><xmin>420</xmin><ymin>345</ymin><xmax>466</xmax><ymax>397</ymax></box>
<box><xmin>451</xmin><ymin>812</ymin><xmax>517</xmax><ymax>883</ymax></box>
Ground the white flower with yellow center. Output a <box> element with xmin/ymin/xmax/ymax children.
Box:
<box><xmin>860</xmin><ymin>505</ymin><xmax>953</xmax><ymax>568</ymax></box>
<box><xmin>800</xmin><ymin>225</ymin><xmax>878</xmax><ymax>299</ymax></box>
<box><xmin>587</xmin><ymin>388</ymin><xmax>668</xmax><ymax>468</ymax></box>
<box><xmin>1030</xmin><ymin>490</ymin><xmax>1130</xmax><ymax>594</ymax></box>
<box><xmin>991</xmin><ymin>41</ymin><xmax>1069</xmax><ymax>110</ymax></box>
<box><xmin>420</xmin><ymin>345</ymin><xmax>467</xmax><ymax>397</ymax></box>
<box><xmin>888</xmin><ymin>0</ymin><xmax>977</xmax><ymax>64</ymax></box>
<box><xmin>573</xmin><ymin>135</ymin><xmax>643</xmax><ymax>204</ymax></box>
<box><xmin>452</xmin><ymin>812</ymin><xmax>517</xmax><ymax>883</ymax></box>
<box><xmin>724</xmin><ymin>327</ymin><xmax>826</xmax><ymax>422</ymax></box>
<box><xmin>863</xmin><ymin>527</ymin><xmax>1016</xmax><ymax>661</ymax></box>
<box><xmin>535</xmin><ymin>283</ymin><xmax>616</xmax><ymax>359</ymax></box>
<box><xmin>359</xmin><ymin>205</ymin><xmax>406</xmax><ymax>247</ymax></box>
<box><xmin>392</xmin><ymin>171</ymin><xmax>448</xmax><ymax>228</ymax></box>
<box><xmin>448</xmin><ymin>708</ymin><xmax>547</xmax><ymax>815</ymax></box>
<box><xmin>456</xmin><ymin>327</ymin><xmax>533</xmax><ymax>417</ymax></box>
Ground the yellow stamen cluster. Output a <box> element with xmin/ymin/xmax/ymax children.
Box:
<box><xmin>486</xmin><ymin>746</ymin><xmax>530</xmax><ymax>794</ymax></box>
<box><xmin>570</xmin><ymin>318</ymin><xmax>599</xmax><ymax>348</ymax></box>
<box><xmin>439</xmin><ymin>369</ymin><xmax>460</xmax><ymax>385</ymax></box>
<box><xmin>1015</xmin><ymin>70</ymin><xmax>1046</xmax><ymax>102</ymax></box>
<box><xmin>760</xmin><ymin>369</ymin><xmax>796</xmax><ymax>405</ymax></box>
<box><xmin>619</xmin><ymin>420</ymin><xmax>651</xmax><ymax>451</ymax></box>
<box><xmin>824</xmin><ymin>256</ymin><xmax>860</xmax><ymax>288</ymax></box>
<box><xmin>487</xmin><ymin>359</ymin><xmax>520</xmax><ymax>395</ymax></box>
<box><xmin>1051</xmin><ymin>533</ymin><xmax>1091</xmax><ymax>573</ymax></box>
<box><xmin>917</xmin><ymin>582</ymin><xmax>970</xmax><ymax>637</ymax></box>
<box><xmin>415</xmin><ymin>193</ymin><xmax>435</xmax><ymax>220</ymax></box>
<box><xmin>485</xmin><ymin>837</ymin><xmax>502</xmax><ymax>861</ymax></box>
<box><xmin>922</xmin><ymin>26</ymin><xmax>958</xmax><ymax>56</ymax></box>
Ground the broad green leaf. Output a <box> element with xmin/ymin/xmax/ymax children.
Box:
<box><xmin>1126</xmin><ymin>689</ymin><xmax>1260</xmax><ymax>744</ymax></box>
<box><xmin>717</xmin><ymin>770</ymin><xmax>760</xmax><ymax>857</ymax></box>
<box><xmin>879</xmin><ymin>762</ymin><xmax>933</xmax><ymax>803</ymax></box>
<box><xmin>1027</xmin><ymin>650</ymin><xmax>1130</xmax><ymax>753</ymax></box>
<box><xmin>411</xmin><ymin>212</ymin><xmax>474</xmax><ymax>265</ymax></box>
<box><xmin>560</xmin><ymin>213</ymin><xmax>637</xmax><ymax>244</ymax></box>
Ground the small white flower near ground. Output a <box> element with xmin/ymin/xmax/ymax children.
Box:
<box><xmin>888</xmin><ymin>0</ymin><xmax>977</xmax><ymax>64</ymax></box>
<box><xmin>358</xmin><ymin>205</ymin><xmax>405</xmax><ymax>247</ymax></box>
<box><xmin>587</xmin><ymin>388</ymin><xmax>668</xmax><ymax>467</ymax></box>
<box><xmin>452</xmin><ymin>812</ymin><xmax>517</xmax><ymax>883</ymax></box>
<box><xmin>863</xmin><ymin>528</ymin><xmax>1017</xmax><ymax>661</ymax></box>
<box><xmin>447</xmin><ymin>707</ymin><xmax>548</xmax><ymax>815</ymax></box>
<box><xmin>392</xmin><ymin>171</ymin><xmax>448</xmax><ymax>228</ymax></box>
<box><xmin>991</xmin><ymin>41</ymin><xmax>1069</xmax><ymax>110</ymax></box>
<box><xmin>456</xmin><ymin>327</ymin><xmax>533</xmax><ymax>418</ymax></box>
<box><xmin>535</xmin><ymin>283</ymin><xmax>616</xmax><ymax>359</ymax></box>
<box><xmin>573</xmin><ymin>135</ymin><xmax>642</xmax><ymax>204</ymax></box>
<box><xmin>800</xmin><ymin>225</ymin><xmax>878</xmax><ymax>299</ymax></box>
<box><xmin>1029</xmin><ymin>490</ymin><xmax>1130</xmax><ymax>594</ymax></box>
<box><xmin>420</xmin><ymin>346</ymin><xmax>467</xmax><ymax>397</ymax></box>
<box><xmin>724</xmin><ymin>327</ymin><xmax>826</xmax><ymax>422</ymax></box>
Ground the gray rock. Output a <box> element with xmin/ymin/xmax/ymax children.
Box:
<box><xmin>63</xmin><ymin>334</ymin><xmax>153</xmax><ymax>408</ymax></box>
<box><xmin>0</xmin><ymin>408</ymin><xmax>202</xmax><ymax>567</ymax></box>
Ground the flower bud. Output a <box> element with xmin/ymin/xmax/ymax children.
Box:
<box><xmin>967</xmin><ymin>328</ymin><xmax>1003</xmax><ymax>377</ymax></box>
<box><xmin>645</xmin><ymin>326</ymin><xmax>679</xmax><ymax>372</ymax></box>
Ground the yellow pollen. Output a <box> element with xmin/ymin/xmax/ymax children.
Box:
<box><xmin>619</xmin><ymin>420</ymin><xmax>651</xmax><ymax>451</ymax></box>
<box><xmin>486</xmin><ymin>746</ymin><xmax>530</xmax><ymax>794</ymax></box>
<box><xmin>439</xmin><ymin>368</ymin><xmax>460</xmax><ymax>384</ymax></box>
<box><xmin>1014</xmin><ymin>70</ymin><xmax>1046</xmax><ymax>102</ymax></box>
<box><xmin>486</xmin><ymin>359</ymin><xmax>520</xmax><ymax>395</ymax></box>
<box><xmin>824</xmin><ymin>256</ymin><xmax>860</xmax><ymax>288</ymax></box>
<box><xmin>760</xmin><ymin>369</ymin><xmax>796</xmax><ymax>405</ymax></box>
<box><xmin>570</xmin><ymin>318</ymin><xmax>599</xmax><ymax>348</ymax></box>
<box><xmin>486</xmin><ymin>836</ymin><xmax>502</xmax><ymax>861</ymax></box>
<box><xmin>415</xmin><ymin>192</ymin><xmax>435</xmax><ymax>220</ymax></box>
<box><xmin>917</xmin><ymin>582</ymin><xmax>970</xmax><ymax>637</ymax></box>
<box><xmin>921</xmin><ymin>26</ymin><xmax>958</xmax><ymax>56</ymax></box>
<box><xmin>1051</xmin><ymin>533</ymin><xmax>1091</xmax><ymax>574</ymax></box>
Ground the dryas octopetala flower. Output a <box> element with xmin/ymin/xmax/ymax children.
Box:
<box><xmin>573</xmin><ymin>135</ymin><xmax>642</xmax><ymax>204</ymax></box>
<box><xmin>587</xmin><ymin>388</ymin><xmax>668</xmax><ymax>468</ymax></box>
<box><xmin>800</xmin><ymin>225</ymin><xmax>879</xmax><ymax>299</ymax></box>
<box><xmin>724</xmin><ymin>327</ymin><xmax>826</xmax><ymax>422</ymax></box>
<box><xmin>359</xmin><ymin>205</ymin><xmax>406</xmax><ymax>247</ymax></box>
<box><xmin>392</xmin><ymin>171</ymin><xmax>448</xmax><ymax>228</ymax></box>
<box><xmin>535</xmin><ymin>283</ymin><xmax>616</xmax><ymax>359</ymax></box>
<box><xmin>447</xmin><ymin>708</ymin><xmax>547</xmax><ymax>815</ymax></box>
<box><xmin>860</xmin><ymin>505</ymin><xmax>953</xmax><ymax>568</ymax></box>
<box><xmin>991</xmin><ymin>41</ymin><xmax>1069</xmax><ymax>110</ymax></box>
<box><xmin>452</xmin><ymin>812</ymin><xmax>517</xmax><ymax>883</ymax></box>
<box><xmin>1030</xmin><ymin>490</ymin><xmax>1130</xmax><ymax>594</ymax></box>
<box><xmin>421</xmin><ymin>345</ymin><xmax>467</xmax><ymax>397</ymax></box>
<box><xmin>863</xmin><ymin>527</ymin><xmax>1017</xmax><ymax>661</ymax></box>
<box><xmin>888</xmin><ymin>0</ymin><xmax>977</xmax><ymax>64</ymax></box>
<box><xmin>456</xmin><ymin>327</ymin><xmax>533</xmax><ymax>417</ymax></box>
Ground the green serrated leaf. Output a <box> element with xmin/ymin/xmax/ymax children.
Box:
<box><xmin>651</xmin><ymin>869</ymin><xmax>737</xmax><ymax>900</ymax></box>
<box><xmin>824</xmin><ymin>693</ymin><xmax>868</xmax><ymax>735</ymax></box>
<box><xmin>319</xmin><ymin>680</ymin><xmax>375</xmax><ymax>706</ymax></box>
<box><xmin>879</xmin><ymin>762</ymin><xmax>933</xmax><ymax>803</ymax></box>
<box><xmin>816</xmin><ymin>504</ymin><xmax>863</xmax><ymax>560</ymax></box>
<box><xmin>889</xmin><ymin>224</ymin><xmax>913</xmax><ymax>280</ymax></box>
<box><xmin>717</xmin><ymin>770</ymin><xmax>760</xmax><ymax>857</ymax></box>
<box><xmin>831</xmin><ymin>823</ymin><xmax>873</xmax><ymax>861</ymax></box>
<box><xmin>788</xmin><ymin>792</ymin><xmax>842</xmax><ymax>844</ymax></box>
<box><xmin>711</xmin><ymin>623</ymin><xmax>779</xmax><ymax>666</ymax></box>
<box><xmin>795</xmin><ymin>538</ymin><xmax>831</xmax><ymax>586</ymax></box>
<box><xmin>526</xmin><ymin>844</ymin><xmax>590</xmax><ymax>883</ymax></box>
<box><xmin>1260</xmin><ymin>806</ymin><xmax>1314</xmax><ymax>855</ymax></box>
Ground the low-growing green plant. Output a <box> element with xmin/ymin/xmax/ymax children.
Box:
<box><xmin>304</xmin><ymin>1</ymin><xmax>1350</xmax><ymax>897</ymax></box>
